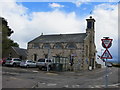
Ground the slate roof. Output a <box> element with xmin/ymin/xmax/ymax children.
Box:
<box><xmin>29</xmin><ymin>33</ymin><xmax>87</xmax><ymax>43</ymax></box>
<box><xmin>12</xmin><ymin>47</ymin><xmax>27</xmax><ymax>57</ymax></box>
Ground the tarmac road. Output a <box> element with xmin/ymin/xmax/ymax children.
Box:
<box><xmin>2</xmin><ymin>66</ymin><xmax>120</xmax><ymax>88</ymax></box>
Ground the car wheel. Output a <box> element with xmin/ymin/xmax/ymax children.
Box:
<box><xmin>2</xmin><ymin>62</ymin><xmax>5</xmax><ymax>66</ymax></box>
<box><xmin>49</xmin><ymin>65</ymin><xmax>51</xmax><ymax>70</ymax></box>
<box><xmin>38</xmin><ymin>66</ymin><xmax>42</xmax><ymax>70</ymax></box>
<box><xmin>26</xmin><ymin>65</ymin><xmax>29</xmax><ymax>68</ymax></box>
<box><xmin>20</xmin><ymin>66</ymin><xmax>22</xmax><ymax>68</ymax></box>
<box><xmin>43</xmin><ymin>67</ymin><xmax>47</xmax><ymax>71</ymax></box>
<box><xmin>13</xmin><ymin>63</ymin><xmax>16</xmax><ymax>67</ymax></box>
<box><xmin>2</xmin><ymin>63</ymin><xmax>4</xmax><ymax>66</ymax></box>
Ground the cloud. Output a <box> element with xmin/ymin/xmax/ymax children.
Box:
<box><xmin>74</xmin><ymin>0</ymin><xmax>91</xmax><ymax>7</ymax></box>
<box><xmin>0</xmin><ymin>0</ymin><xmax>118</xmax><ymax>62</ymax></box>
<box><xmin>49</xmin><ymin>3</ymin><xmax>64</xmax><ymax>8</ymax></box>
<box><xmin>75</xmin><ymin>1</ymin><xmax>82</xmax><ymax>7</ymax></box>
<box><xmin>91</xmin><ymin>3</ymin><xmax>118</xmax><ymax>61</ymax></box>
<box><xmin>1</xmin><ymin>0</ymin><xmax>85</xmax><ymax>48</ymax></box>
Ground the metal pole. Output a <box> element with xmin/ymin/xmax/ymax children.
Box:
<box><xmin>47</xmin><ymin>48</ymin><xmax>50</xmax><ymax>72</ymax></box>
<box><xmin>105</xmin><ymin>58</ymin><xmax>108</xmax><ymax>88</ymax></box>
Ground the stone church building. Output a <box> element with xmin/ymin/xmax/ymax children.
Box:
<box><xmin>27</xmin><ymin>16</ymin><xmax>96</xmax><ymax>71</ymax></box>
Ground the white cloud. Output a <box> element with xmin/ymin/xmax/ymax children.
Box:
<box><xmin>0</xmin><ymin>1</ymin><xmax>85</xmax><ymax>48</ymax></box>
<box><xmin>75</xmin><ymin>1</ymin><xmax>82</xmax><ymax>7</ymax></box>
<box><xmin>74</xmin><ymin>0</ymin><xmax>91</xmax><ymax>7</ymax></box>
<box><xmin>91</xmin><ymin>3</ymin><xmax>118</xmax><ymax>61</ymax></box>
<box><xmin>0</xmin><ymin>0</ymin><xmax>118</xmax><ymax>63</ymax></box>
<box><xmin>49</xmin><ymin>3</ymin><xmax>64</xmax><ymax>8</ymax></box>
<box><xmin>93</xmin><ymin>4</ymin><xmax>118</xmax><ymax>47</ymax></box>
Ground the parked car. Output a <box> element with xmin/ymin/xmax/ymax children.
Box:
<box><xmin>5</xmin><ymin>58</ymin><xmax>21</xmax><ymax>67</ymax></box>
<box><xmin>36</xmin><ymin>58</ymin><xmax>53</xmax><ymax>70</ymax></box>
<box><xmin>1</xmin><ymin>58</ymin><xmax>8</xmax><ymax>66</ymax></box>
<box><xmin>107</xmin><ymin>63</ymin><xmax>112</xmax><ymax>67</ymax></box>
<box><xmin>20</xmin><ymin>60</ymin><xmax>36</xmax><ymax>68</ymax></box>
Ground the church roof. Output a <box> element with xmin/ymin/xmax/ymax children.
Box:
<box><xmin>11</xmin><ymin>47</ymin><xmax>27</xmax><ymax>57</ymax></box>
<box><xmin>28</xmin><ymin>33</ymin><xmax>87</xmax><ymax>43</ymax></box>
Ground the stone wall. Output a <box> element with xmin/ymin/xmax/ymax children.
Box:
<box><xmin>27</xmin><ymin>42</ymin><xmax>88</xmax><ymax>70</ymax></box>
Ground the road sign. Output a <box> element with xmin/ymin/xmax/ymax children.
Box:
<box><xmin>101</xmin><ymin>37</ymin><xmax>113</xmax><ymax>88</ymax></box>
<box><xmin>101</xmin><ymin>39</ymin><xmax>113</xmax><ymax>48</ymax></box>
<box><xmin>101</xmin><ymin>49</ymin><xmax>112</xmax><ymax>59</ymax></box>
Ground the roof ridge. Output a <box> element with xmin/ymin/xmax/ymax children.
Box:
<box><xmin>42</xmin><ymin>33</ymin><xmax>86</xmax><ymax>36</ymax></box>
<box><xmin>28</xmin><ymin>33</ymin><xmax>87</xmax><ymax>43</ymax></box>
<box><xmin>12</xmin><ymin>46</ymin><xmax>26</xmax><ymax>50</ymax></box>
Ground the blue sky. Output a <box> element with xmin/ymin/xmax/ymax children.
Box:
<box><xmin>0</xmin><ymin>0</ymin><xmax>119</xmax><ymax>63</ymax></box>
<box><xmin>18</xmin><ymin>2</ymin><xmax>117</xmax><ymax>18</ymax></box>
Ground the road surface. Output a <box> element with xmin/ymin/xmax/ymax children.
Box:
<box><xmin>2</xmin><ymin>66</ymin><xmax>120</xmax><ymax>88</ymax></box>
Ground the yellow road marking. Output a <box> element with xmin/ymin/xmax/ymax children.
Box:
<box><xmin>46</xmin><ymin>73</ymin><xmax>58</xmax><ymax>75</ymax></box>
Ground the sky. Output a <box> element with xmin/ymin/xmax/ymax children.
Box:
<box><xmin>0</xmin><ymin>0</ymin><xmax>119</xmax><ymax>64</ymax></box>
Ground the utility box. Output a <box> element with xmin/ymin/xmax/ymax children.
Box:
<box><xmin>56</xmin><ymin>63</ymin><xmax>63</xmax><ymax>72</ymax></box>
<box><xmin>52</xmin><ymin>63</ymin><xmax>63</xmax><ymax>72</ymax></box>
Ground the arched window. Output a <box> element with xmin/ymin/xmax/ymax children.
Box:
<box><xmin>86</xmin><ymin>45</ymin><xmax>88</xmax><ymax>57</ymax></box>
<box><xmin>54</xmin><ymin>43</ymin><xmax>63</xmax><ymax>49</ymax></box>
<box><xmin>66</xmin><ymin>43</ymin><xmax>77</xmax><ymax>49</ymax></box>
<box><xmin>43</xmin><ymin>43</ymin><xmax>51</xmax><ymax>49</ymax></box>
<box><xmin>33</xmin><ymin>43</ymin><xmax>39</xmax><ymax>48</ymax></box>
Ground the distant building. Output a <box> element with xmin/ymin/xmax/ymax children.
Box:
<box><xmin>27</xmin><ymin>16</ymin><xmax>96</xmax><ymax>71</ymax></box>
<box><xmin>9</xmin><ymin>47</ymin><xmax>27</xmax><ymax>60</ymax></box>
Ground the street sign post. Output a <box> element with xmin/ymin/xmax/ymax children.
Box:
<box><xmin>101</xmin><ymin>39</ymin><xmax>112</xmax><ymax>48</ymax></box>
<box><xmin>101</xmin><ymin>49</ymin><xmax>112</xmax><ymax>59</ymax></box>
<box><xmin>101</xmin><ymin>37</ymin><xmax>113</xmax><ymax>88</ymax></box>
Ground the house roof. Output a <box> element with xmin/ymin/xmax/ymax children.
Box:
<box><xmin>28</xmin><ymin>33</ymin><xmax>87</xmax><ymax>43</ymax></box>
<box><xmin>11</xmin><ymin>47</ymin><xmax>27</xmax><ymax>57</ymax></box>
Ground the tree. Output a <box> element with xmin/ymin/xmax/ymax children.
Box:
<box><xmin>0</xmin><ymin>17</ymin><xmax>19</xmax><ymax>58</ymax></box>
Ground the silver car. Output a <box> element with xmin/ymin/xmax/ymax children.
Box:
<box><xmin>36</xmin><ymin>58</ymin><xmax>53</xmax><ymax>70</ymax></box>
<box><xmin>20</xmin><ymin>60</ymin><xmax>36</xmax><ymax>68</ymax></box>
<box><xmin>5</xmin><ymin>58</ymin><xmax>21</xmax><ymax>67</ymax></box>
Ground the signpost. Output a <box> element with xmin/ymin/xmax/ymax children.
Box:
<box><xmin>101</xmin><ymin>37</ymin><xmax>113</xmax><ymax>88</ymax></box>
<box><xmin>101</xmin><ymin>49</ymin><xmax>112</xmax><ymax>59</ymax></box>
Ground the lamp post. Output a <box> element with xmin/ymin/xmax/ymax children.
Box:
<box><xmin>47</xmin><ymin>48</ymin><xmax>50</xmax><ymax>72</ymax></box>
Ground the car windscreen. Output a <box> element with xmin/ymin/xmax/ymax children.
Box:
<box><xmin>38</xmin><ymin>59</ymin><xmax>45</xmax><ymax>62</ymax></box>
<box><xmin>27</xmin><ymin>60</ymin><xmax>32</xmax><ymax>63</ymax></box>
<box><xmin>14</xmin><ymin>59</ymin><xmax>21</xmax><ymax>61</ymax></box>
<box><xmin>6</xmin><ymin>58</ymin><xmax>12</xmax><ymax>61</ymax></box>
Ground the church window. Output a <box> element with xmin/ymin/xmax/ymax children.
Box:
<box><xmin>87</xmin><ymin>22</ymin><xmax>92</xmax><ymax>29</ymax></box>
<box><xmin>33</xmin><ymin>43</ymin><xmax>39</xmax><ymax>48</ymax></box>
<box><xmin>54</xmin><ymin>43</ymin><xmax>63</xmax><ymax>49</ymax></box>
<box><xmin>43</xmin><ymin>43</ymin><xmax>51</xmax><ymax>49</ymax></box>
<box><xmin>93</xmin><ymin>36</ymin><xmax>94</xmax><ymax>43</ymax></box>
<box><xmin>86</xmin><ymin>45</ymin><xmax>88</xmax><ymax>57</ymax></box>
<box><xmin>66</xmin><ymin>43</ymin><xmax>77</xmax><ymax>49</ymax></box>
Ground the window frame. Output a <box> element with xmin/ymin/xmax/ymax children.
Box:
<box><xmin>54</xmin><ymin>43</ymin><xmax>63</xmax><ymax>49</ymax></box>
<box><xmin>66</xmin><ymin>43</ymin><xmax>77</xmax><ymax>49</ymax></box>
<box><xmin>43</xmin><ymin>43</ymin><xmax>51</xmax><ymax>49</ymax></box>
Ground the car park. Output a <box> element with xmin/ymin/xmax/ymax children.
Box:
<box><xmin>5</xmin><ymin>58</ymin><xmax>21</xmax><ymax>67</ymax></box>
<box><xmin>20</xmin><ymin>60</ymin><xmax>36</xmax><ymax>68</ymax></box>
<box><xmin>36</xmin><ymin>58</ymin><xmax>53</xmax><ymax>70</ymax></box>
